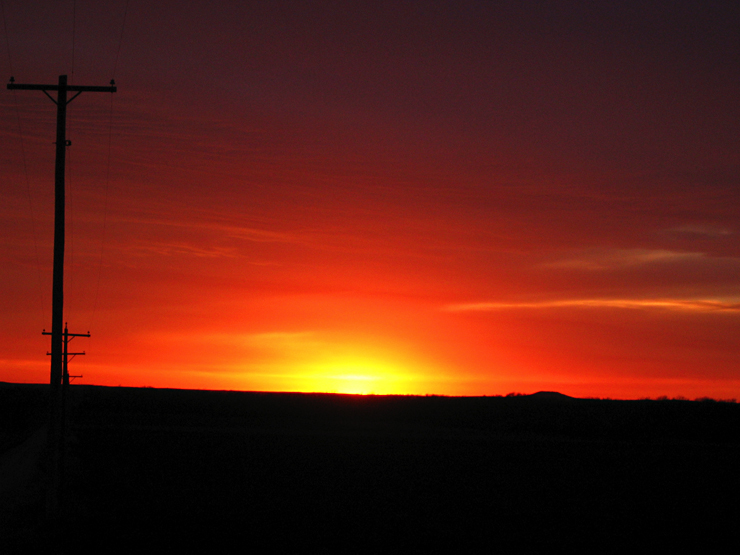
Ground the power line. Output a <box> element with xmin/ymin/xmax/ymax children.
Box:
<box><xmin>10</xmin><ymin>87</ymin><xmax>48</xmax><ymax>325</ymax></box>
<box><xmin>90</xmin><ymin>0</ymin><xmax>129</xmax><ymax>330</ymax></box>
<box><xmin>0</xmin><ymin>0</ymin><xmax>13</xmax><ymax>76</ymax></box>
<box><xmin>112</xmin><ymin>0</ymin><xmax>129</xmax><ymax>78</ymax></box>
<box><xmin>66</xmin><ymin>139</ymin><xmax>76</xmax><ymax>322</ymax></box>
<box><xmin>71</xmin><ymin>0</ymin><xmax>76</xmax><ymax>81</ymax></box>
<box><xmin>90</xmin><ymin>92</ymin><xmax>116</xmax><ymax>332</ymax></box>
<box><xmin>3</xmin><ymin>3</ymin><xmax>48</xmax><ymax>323</ymax></box>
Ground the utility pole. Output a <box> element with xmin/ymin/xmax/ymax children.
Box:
<box><xmin>8</xmin><ymin>74</ymin><xmax>116</xmax><ymax>521</ymax></box>
<box><xmin>43</xmin><ymin>323</ymin><xmax>89</xmax><ymax>494</ymax></box>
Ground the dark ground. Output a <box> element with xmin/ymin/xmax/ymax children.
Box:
<box><xmin>1</xmin><ymin>383</ymin><xmax>739</xmax><ymax>552</ymax></box>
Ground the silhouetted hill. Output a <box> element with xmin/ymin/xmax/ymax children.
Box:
<box><xmin>528</xmin><ymin>390</ymin><xmax>574</xmax><ymax>400</ymax></box>
<box><xmin>1</xmin><ymin>384</ymin><xmax>739</xmax><ymax>552</ymax></box>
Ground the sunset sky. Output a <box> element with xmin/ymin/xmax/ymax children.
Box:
<box><xmin>2</xmin><ymin>1</ymin><xmax>739</xmax><ymax>398</ymax></box>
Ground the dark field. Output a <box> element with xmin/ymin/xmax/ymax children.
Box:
<box><xmin>2</xmin><ymin>384</ymin><xmax>739</xmax><ymax>552</ymax></box>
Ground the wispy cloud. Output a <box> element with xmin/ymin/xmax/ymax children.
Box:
<box><xmin>130</xmin><ymin>240</ymin><xmax>238</xmax><ymax>259</ymax></box>
<box><xmin>541</xmin><ymin>249</ymin><xmax>703</xmax><ymax>270</ymax></box>
<box><xmin>663</xmin><ymin>225</ymin><xmax>733</xmax><ymax>238</ymax></box>
<box><xmin>244</xmin><ymin>331</ymin><xmax>317</xmax><ymax>346</ymax></box>
<box><xmin>445</xmin><ymin>298</ymin><xmax>740</xmax><ymax>313</ymax></box>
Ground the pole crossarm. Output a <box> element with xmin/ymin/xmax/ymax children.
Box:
<box><xmin>44</xmin><ymin>325</ymin><xmax>89</xmax><ymax>360</ymax></box>
<box><xmin>8</xmin><ymin>82</ymin><xmax>117</xmax><ymax>93</ymax></box>
<box><xmin>43</xmin><ymin>330</ymin><xmax>91</xmax><ymax>338</ymax></box>
<box><xmin>8</xmin><ymin>78</ymin><xmax>116</xmax><ymax>107</ymax></box>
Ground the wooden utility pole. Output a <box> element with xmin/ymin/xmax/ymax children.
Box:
<box><xmin>43</xmin><ymin>323</ymin><xmax>89</xmax><ymax>496</ymax></box>
<box><xmin>8</xmin><ymin>74</ymin><xmax>116</xmax><ymax>521</ymax></box>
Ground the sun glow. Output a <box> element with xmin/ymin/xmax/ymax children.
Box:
<box><xmin>316</xmin><ymin>374</ymin><xmax>392</xmax><ymax>395</ymax></box>
<box><xmin>234</xmin><ymin>331</ymin><xmax>430</xmax><ymax>395</ymax></box>
<box><xmin>315</xmin><ymin>373</ymin><xmax>381</xmax><ymax>395</ymax></box>
<box><xmin>303</xmin><ymin>361</ymin><xmax>413</xmax><ymax>395</ymax></box>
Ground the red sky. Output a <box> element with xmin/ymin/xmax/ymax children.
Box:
<box><xmin>2</xmin><ymin>1</ymin><xmax>739</xmax><ymax>398</ymax></box>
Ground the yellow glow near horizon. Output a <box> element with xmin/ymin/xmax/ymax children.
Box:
<box><xmin>301</xmin><ymin>360</ymin><xmax>414</xmax><ymax>395</ymax></box>
<box><xmin>314</xmin><ymin>373</ymin><xmax>382</xmax><ymax>395</ymax></box>
<box><xmin>237</xmin><ymin>331</ymin><xmax>426</xmax><ymax>395</ymax></box>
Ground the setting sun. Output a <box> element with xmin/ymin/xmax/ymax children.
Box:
<box><xmin>301</xmin><ymin>362</ymin><xmax>412</xmax><ymax>395</ymax></box>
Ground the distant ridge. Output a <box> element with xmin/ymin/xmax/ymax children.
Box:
<box><xmin>527</xmin><ymin>391</ymin><xmax>574</xmax><ymax>400</ymax></box>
